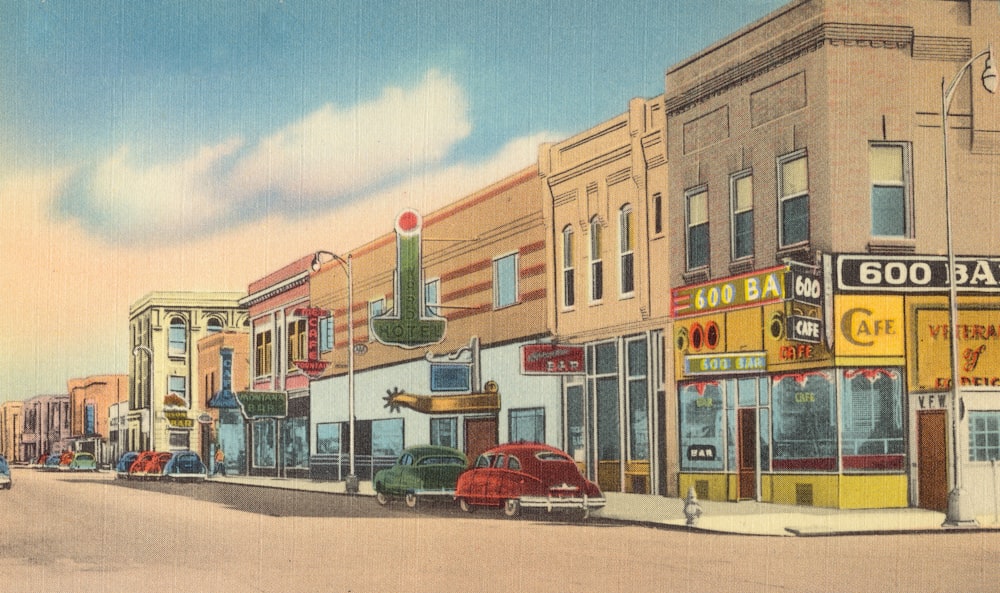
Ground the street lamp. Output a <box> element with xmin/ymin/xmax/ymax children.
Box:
<box><xmin>312</xmin><ymin>250</ymin><xmax>358</xmax><ymax>494</ymax></box>
<box><xmin>939</xmin><ymin>44</ymin><xmax>996</xmax><ymax>527</ymax></box>
<box><xmin>132</xmin><ymin>345</ymin><xmax>155</xmax><ymax>452</ymax></box>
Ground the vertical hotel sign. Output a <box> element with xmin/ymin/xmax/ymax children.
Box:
<box><xmin>371</xmin><ymin>209</ymin><xmax>447</xmax><ymax>348</ymax></box>
<box><xmin>293</xmin><ymin>307</ymin><xmax>330</xmax><ymax>378</ymax></box>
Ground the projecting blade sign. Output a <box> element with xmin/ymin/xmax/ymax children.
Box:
<box><xmin>370</xmin><ymin>209</ymin><xmax>447</xmax><ymax>349</ymax></box>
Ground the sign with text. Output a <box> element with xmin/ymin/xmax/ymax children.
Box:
<box><xmin>672</xmin><ymin>265</ymin><xmax>786</xmax><ymax>318</ymax></box>
<box><xmin>293</xmin><ymin>307</ymin><xmax>330</xmax><ymax>378</ymax></box>
<box><xmin>684</xmin><ymin>352</ymin><xmax>766</xmax><ymax>376</ymax></box>
<box><xmin>208</xmin><ymin>347</ymin><xmax>240</xmax><ymax>408</ymax></box>
<box><xmin>913</xmin><ymin>306</ymin><xmax>1000</xmax><ymax>392</ymax></box>
<box><xmin>785</xmin><ymin>261</ymin><xmax>823</xmax><ymax>306</ymax></box>
<box><xmin>521</xmin><ymin>344</ymin><xmax>585</xmax><ymax>375</ymax></box>
<box><xmin>836</xmin><ymin>254</ymin><xmax>1000</xmax><ymax>293</ymax></box>
<box><xmin>164</xmin><ymin>410</ymin><xmax>194</xmax><ymax>429</ymax></box>
<box><xmin>834</xmin><ymin>295</ymin><xmax>905</xmax><ymax>358</ymax></box>
<box><xmin>236</xmin><ymin>390</ymin><xmax>288</xmax><ymax>419</ymax></box>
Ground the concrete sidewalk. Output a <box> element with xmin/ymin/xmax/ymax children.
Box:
<box><xmin>206</xmin><ymin>474</ymin><xmax>1000</xmax><ymax>536</ymax></box>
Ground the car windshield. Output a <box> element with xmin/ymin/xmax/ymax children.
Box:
<box><xmin>475</xmin><ymin>454</ymin><xmax>493</xmax><ymax>468</ymax></box>
<box><xmin>417</xmin><ymin>456</ymin><xmax>465</xmax><ymax>466</ymax></box>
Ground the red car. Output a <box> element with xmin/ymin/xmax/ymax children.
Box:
<box><xmin>129</xmin><ymin>451</ymin><xmax>171</xmax><ymax>480</ymax></box>
<box><xmin>454</xmin><ymin>443</ymin><xmax>605</xmax><ymax>519</ymax></box>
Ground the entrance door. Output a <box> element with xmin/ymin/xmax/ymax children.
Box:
<box><xmin>738</xmin><ymin>409</ymin><xmax>757</xmax><ymax>500</ymax></box>
<box><xmin>918</xmin><ymin>410</ymin><xmax>948</xmax><ymax>511</ymax></box>
<box><xmin>464</xmin><ymin>416</ymin><xmax>498</xmax><ymax>463</ymax></box>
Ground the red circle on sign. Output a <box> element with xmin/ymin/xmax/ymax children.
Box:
<box><xmin>398</xmin><ymin>210</ymin><xmax>419</xmax><ymax>232</ymax></box>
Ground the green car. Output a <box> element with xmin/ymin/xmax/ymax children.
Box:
<box><xmin>373</xmin><ymin>445</ymin><xmax>468</xmax><ymax>508</ymax></box>
<box><xmin>68</xmin><ymin>452</ymin><xmax>98</xmax><ymax>472</ymax></box>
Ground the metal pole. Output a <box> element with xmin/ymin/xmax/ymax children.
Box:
<box><xmin>346</xmin><ymin>254</ymin><xmax>357</xmax><ymax>492</ymax></box>
<box><xmin>939</xmin><ymin>47</ymin><xmax>993</xmax><ymax>527</ymax></box>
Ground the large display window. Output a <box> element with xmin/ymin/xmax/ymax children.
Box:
<box><xmin>679</xmin><ymin>381</ymin><xmax>724</xmax><ymax>471</ymax></box>
<box><xmin>771</xmin><ymin>371</ymin><xmax>836</xmax><ymax>471</ymax></box>
<box><xmin>840</xmin><ymin>368</ymin><xmax>904</xmax><ymax>471</ymax></box>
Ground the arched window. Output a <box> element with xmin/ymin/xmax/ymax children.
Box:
<box><xmin>168</xmin><ymin>317</ymin><xmax>187</xmax><ymax>355</ymax></box>
<box><xmin>589</xmin><ymin>217</ymin><xmax>603</xmax><ymax>302</ymax></box>
<box><xmin>619</xmin><ymin>204</ymin><xmax>635</xmax><ymax>295</ymax></box>
<box><xmin>206</xmin><ymin>318</ymin><xmax>223</xmax><ymax>334</ymax></box>
<box><xmin>562</xmin><ymin>225</ymin><xmax>575</xmax><ymax>308</ymax></box>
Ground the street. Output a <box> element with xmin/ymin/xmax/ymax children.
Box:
<box><xmin>1</xmin><ymin>468</ymin><xmax>998</xmax><ymax>593</ymax></box>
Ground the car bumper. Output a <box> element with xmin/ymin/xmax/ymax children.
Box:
<box><xmin>518</xmin><ymin>495</ymin><xmax>606</xmax><ymax>512</ymax></box>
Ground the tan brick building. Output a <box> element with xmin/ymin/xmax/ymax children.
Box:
<box><xmin>665</xmin><ymin>0</ymin><xmax>1000</xmax><ymax>515</ymax></box>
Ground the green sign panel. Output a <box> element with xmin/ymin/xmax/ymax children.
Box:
<box><xmin>236</xmin><ymin>390</ymin><xmax>288</xmax><ymax>419</ymax></box>
<box><xmin>371</xmin><ymin>209</ymin><xmax>447</xmax><ymax>349</ymax></box>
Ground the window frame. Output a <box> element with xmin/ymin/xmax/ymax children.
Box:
<box><xmin>685</xmin><ymin>186</ymin><xmax>709</xmax><ymax>270</ymax></box>
<box><xmin>619</xmin><ymin>204</ymin><xmax>635</xmax><ymax>298</ymax></box>
<box><xmin>424</xmin><ymin>277</ymin><xmax>441</xmax><ymax>317</ymax></box>
<box><xmin>368</xmin><ymin>297</ymin><xmax>386</xmax><ymax>342</ymax></box>
<box><xmin>869</xmin><ymin>142</ymin><xmax>912</xmax><ymax>238</ymax></box>
<box><xmin>777</xmin><ymin>150</ymin><xmax>810</xmax><ymax>249</ymax></box>
<box><xmin>730</xmin><ymin>170</ymin><xmax>754</xmax><ymax>261</ymax></box>
<box><xmin>168</xmin><ymin>316</ymin><xmax>187</xmax><ymax>357</ymax></box>
<box><xmin>319</xmin><ymin>314</ymin><xmax>334</xmax><ymax>353</ymax></box>
<box><xmin>589</xmin><ymin>217</ymin><xmax>604</xmax><ymax>303</ymax></box>
<box><xmin>492</xmin><ymin>251</ymin><xmax>519</xmax><ymax>309</ymax></box>
<box><xmin>254</xmin><ymin>330</ymin><xmax>273</xmax><ymax>379</ymax></box>
<box><xmin>287</xmin><ymin>318</ymin><xmax>307</xmax><ymax>370</ymax></box>
<box><xmin>561</xmin><ymin>225</ymin><xmax>575</xmax><ymax>310</ymax></box>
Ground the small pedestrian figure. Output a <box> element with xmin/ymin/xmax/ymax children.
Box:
<box><xmin>214</xmin><ymin>446</ymin><xmax>226</xmax><ymax>476</ymax></box>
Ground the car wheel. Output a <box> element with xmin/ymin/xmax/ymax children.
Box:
<box><xmin>503</xmin><ymin>499</ymin><xmax>521</xmax><ymax>518</ymax></box>
<box><xmin>404</xmin><ymin>492</ymin><xmax>418</xmax><ymax>509</ymax></box>
<box><xmin>458</xmin><ymin>498</ymin><xmax>475</xmax><ymax>513</ymax></box>
<box><xmin>376</xmin><ymin>491</ymin><xmax>390</xmax><ymax>506</ymax></box>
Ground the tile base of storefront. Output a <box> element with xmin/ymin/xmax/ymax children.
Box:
<box><xmin>680</xmin><ymin>473</ymin><xmax>908</xmax><ymax>509</ymax></box>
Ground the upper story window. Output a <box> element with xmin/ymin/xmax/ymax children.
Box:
<box><xmin>319</xmin><ymin>314</ymin><xmax>334</xmax><ymax>353</ymax></box>
<box><xmin>168</xmin><ymin>317</ymin><xmax>187</xmax><ymax>356</ymax></box>
<box><xmin>589</xmin><ymin>217</ymin><xmax>603</xmax><ymax>302</ymax></box>
<box><xmin>685</xmin><ymin>187</ymin><xmax>709</xmax><ymax>270</ymax></box>
<box><xmin>730</xmin><ymin>171</ymin><xmax>754</xmax><ymax>260</ymax></box>
<box><xmin>287</xmin><ymin>318</ymin><xmax>307</xmax><ymax>369</ymax></box>
<box><xmin>652</xmin><ymin>193</ymin><xmax>663</xmax><ymax>235</ymax></box>
<box><xmin>778</xmin><ymin>151</ymin><xmax>809</xmax><ymax>248</ymax></box>
<box><xmin>255</xmin><ymin>330</ymin><xmax>272</xmax><ymax>378</ymax></box>
<box><xmin>167</xmin><ymin>375</ymin><xmax>187</xmax><ymax>406</ymax></box>
<box><xmin>619</xmin><ymin>204</ymin><xmax>635</xmax><ymax>296</ymax></box>
<box><xmin>425</xmin><ymin>278</ymin><xmax>440</xmax><ymax>316</ymax></box>
<box><xmin>493</xmin><ymin>252</ymin><xmax>519</xmax><ymax>309</ymax></box>
<box><xmin>869</xmin><ymin>143</ymin><xmax>910</xmax><ymax>237</ymax></box>
<box><xmin>562</xmin><ymin>226</ymin><xmax>575</xmax><ymax>309</ymax></box>
<box><xmin>368</xmin><ymin>298</ymin><xmax>385</xmax><ymax>342</ymax></box>
<box><xmin>206</xmin><ymin>318</ymin><xmax>223</xmax><ymax>334</ymax></box>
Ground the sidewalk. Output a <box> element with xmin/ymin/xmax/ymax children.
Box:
<box><xmin>206</xmin><ymin>474</ymin><xmax>1000</xmax><ymax>536</ymax></box>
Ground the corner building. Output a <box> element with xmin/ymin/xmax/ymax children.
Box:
<box><xmin>665</xmin><ymin>0</ymin><xmax>1000</xmax><ymax>512</ymax></box>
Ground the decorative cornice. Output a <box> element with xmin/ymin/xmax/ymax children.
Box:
<box><xmin>238</xmin><ymin>272</ymin><xmax>309</xmax><ymax>308</ymax></box>
<box><xmin>666</xmin><ymin>23</ymin><xmax>913</xmax><ymax>116</ymax></box>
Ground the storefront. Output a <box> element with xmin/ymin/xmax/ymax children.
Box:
<box><xmin>672</xmin><ymin>262</ymin><xmax>909</xmax><ymax>509</ymax></box>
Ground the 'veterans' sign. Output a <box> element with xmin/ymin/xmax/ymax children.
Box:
<box><xmin>371</xmin><ymin>209</ymin><xmax>447</xmax><ymax>348</ymax></box>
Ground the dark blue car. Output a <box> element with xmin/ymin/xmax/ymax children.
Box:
<box><xmin>162</xmin><ymin>451</ymin><xmax>207</xmax><ymax>482</ymax></box>
<box><xmin>0</xmin><ymin>456</ymin><xmax>10</xmax><ymax>490</ymax></box>
<box><xmin>115</xmin><ymin>452</ymin><xmax>139</xmax><ymax>479</ymax></box>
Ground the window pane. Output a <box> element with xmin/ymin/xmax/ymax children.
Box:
<box><xmin>495</xmin><ymin>254</ymin><xmax>518</xmax><ymax>307</ymax></box>
<box><xmin>590</xmin><ymin>221</ymin><xmax>602</xmax><ymax>258</ymax></box>
<box><xmin>734</xmin><ymin>175</ymin><xmax>753</xmax><ymax>212</ymax></box>
<box><xmin>679</xmin><ymin>382</ymin><xmax>724</xmax><ymax>471</ymax></box>
<box><xmin>372</xmin><ymin>418</ymin><xmax>404</xmax><ymax>457</ymax></box>
<box><xmin>781</xmin><ymin>195</ymin><xmax>809</xmax><ymax>245</ymax></box>
<box><xmin>564</xmin><ymin>269</ymin><xmax>575</xmax><ymax>307</ymax></box>
<box><xmin>620</xmin><ymin>207</ymin><xmax>634</xmax><ymax>252</ymax></box>
<box><xmin>562</xmin><ymin>227</ymin><xmax>573</xmax><ymax>267</ymax></box>
<box><xmin>510</xmin><ymin>408</ymin><xmax>545</xmax><ymax>443</ymax></box>
<box><xmin>253</xmin><ymin>420</ymin><xmax>276</xmax><ymax>468</ymax></box>
<box><xmin>872</xmin><ymin>186</ymin><xmax>906</xmax><ymax>236</ymax></box>
<box><xmin>688</xmin><ymin>223</ymin><xmax>709</xmax><ymax>268</ymax></box>
<box><xmin>771</xmin><ymin>371</ymin><xmax>836</xmax><ymax>470</ymax></box>
<box><xmin>566</xmin><ymin>385</ymin><xmax>585</xmax><ymax>463</ymax></box>
<box><xmin>595</xmin><ymin>341</ymin><xmax>618</xmax><ymax>375</ymax></box>
<box><xmin>281</xmin><ymin>417</ymin><xmax>308</xmax><ymax>469</ymax></box>
<box><xmin>870</xmin><ymin>145</ymin><xmax>903</xmax><ymax>182</ymax></box>
<box><xmin>430</xmin><ymin>417</ymin><xmax>457</xmax><ymax>448</ymax></box>
<box><xmin>734</xmin><ymin>209</ymin><xmax>754</xmax><ymax>259</ymax></box>
<box><xmin>688</xmin><ymin>191</ymin><xmax>707</xmax><ymax>225</ymax></box>
<box><xmin>782</xmin><ymin>156</ymin><xmax>808</xmax><ymax>196</ymax></box>
<box><xmin>591</xmin><ymin>261</ymin><xmax>603</xmax><ymax>301</ymax></box>
<box><xmin>621</xmin><ymin>252</ymin><xmax>634</xmax><ymax>294</ymax></box>
<box><xmin>596</xmin><ymin>377</ymin><xmax>620</xmax><ymax>460</ymax></box>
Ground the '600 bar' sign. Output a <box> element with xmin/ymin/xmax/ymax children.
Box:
<box><xmin>836</xmin><ymin>254</ymin><xmax>1000</xmax><ymax>292</ymax></box>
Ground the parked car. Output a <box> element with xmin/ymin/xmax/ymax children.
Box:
<box><xmin>161</xmin><ymin>451</ymin><xmax>207</xmax><ymax>482</ymax></box>
<box><xmin>57</xmin><ymin>450</ymin><xmax>74</xmax><ymax>471</ymax></box>
<box><xmin>43</xmin><ymin>454</ymin><xmax>62</xmax><ymax>471</ymax></box>
<box><xmin>454</xmin><ymin>443</ymin><xmax>606</xmax><ymax>519</ymax></box>
<box><xmin>128</xmin><ymin>450</ymin><xmax>165</xmax><ymax>479</ymax></box>
<box><xmin>373</xmin><ymin>445</ymin><xmax>468</xmax><ymax>507</ymax></box>
<box><xmin>31</xmin><ymin>454</ymin><xmax>48</xmax><ymax>468</ymax></box>
<box><xmin>0</xmin><ymin>456</ymin><xmax>11</xmax><ymax>490</ymax></box>
<box><xmin>68</xmin><ymin>452</ymin><xmax>98</xmax><ymax>472</ymax></box>
<box><xmin>115</xmin><ymin>452</ymin><xmax>139</xmax><ymax>479</ymax></box>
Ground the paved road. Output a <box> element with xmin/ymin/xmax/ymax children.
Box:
<box><xmin>2</xmin><ymin>468</ymin><xmax>998</xmax><ymax>593</ymax></box>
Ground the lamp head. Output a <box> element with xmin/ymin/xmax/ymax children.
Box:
<box><xmin>982</xmin><ymin>44</ymin><xmax>998</xmax><ymax>94</ymax></box>
<box><xmin>310</xmin><ymin>254</ymin><xmax>322</xmax><ymax>272</ymax></box>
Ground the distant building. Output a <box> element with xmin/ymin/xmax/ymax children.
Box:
<box><xmin>0</xmin><ymin>400</ymin><xmax>23</xmax><ymax>462</ymax></box>
<box><xmin>67</xmin><ymin>374</ymin><xmax>127</xmax><ymax>465</ymax></box>
<box><xmin>20</xmin><ymin>394</ymin><xmax>70</xmax><ymax>461</ymax></box>
<box><xmin>197</xmin><ymin>330</ymin><xmax>250</xmax><ymax>475</ymax></box>
<box><xmin>128</xmin><ymin>292</ymin><xmax>247</xmax><ymax>453</ymax></box>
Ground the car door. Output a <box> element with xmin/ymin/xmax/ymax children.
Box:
<box><xmin>387</xmin><ymin>453</ymin><xmax>413</xmax><ymax>495</ymax></box>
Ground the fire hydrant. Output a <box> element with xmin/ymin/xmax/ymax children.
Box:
<box><xmin>683</xmin><ymin>485</ymin><xmax>703</xmax><ymax>527</ymax></box>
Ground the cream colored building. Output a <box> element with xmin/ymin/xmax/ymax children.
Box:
<box><xmin>0</xmin><ymin>400</ymin><xmax>23</xmax><ymax>462</ymax></box>
<box><xmin>128</xmin><ymin>292</ymin><xmax>247</xmax><ymax>454</ymax></box>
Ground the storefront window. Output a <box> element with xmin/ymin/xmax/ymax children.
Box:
<box><xmin>315</xmin><ymin>422</ymin><xmax>341</xmax><ymax>455</ymax></box>
<box><xmin>282</xmin><ymin>417</ymin><xmax>308</xmax><ymax>469</ymax></box>
<box><xmin>969</xmin><ymin>412</ymin><xmax>1000</xmax><ymax>462</ymax></box>
<box><xmin>372</xmin><ymin>418</ymin><xmax>403</xmax><ymax>457</ymax></box>
<box><xmin>218</xmin><ymin>409</ymin><xmax>245</xmax><ymax>474</ymax></box>
<box><xmin>679</xmin><ymin>382</ymin><xmax>724</xmax><ymax>471</ymax></box>
<box><xmin>627</xmin><ymin>339</ymin><xmax>649</xmax><ymax>460</ymax></box>
<box><xmin>565</xmin><ymin>384</ymin><xmax>585</xmax><ymax>463</ymax></box>
<box><xmin>840</xmin><ymin>369</ymin><xmax>904</xmax><ymax>471</ymax></box>
<box><xmin>771</xmin><ymin>371</ymin><xmax>835</xmax><ymax>471</ymax></box>
<box><xmin>253</xmin><ymin>419</ymin><xmax>276</xmax><ymax>468</ymax></box>
<box><xmin>510</xmin><ymin>408</ymin><xmax>545</xmax><ymax>443</ymax></box>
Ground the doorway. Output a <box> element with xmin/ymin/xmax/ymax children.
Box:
<box><xmin>917</xmin><ymin>410</ymin><xmax>948</xmax><ymax>511</ymax></box>
<box><xmin>738</xmin><ymin>408</ymin><xmax>757</xmax><ymax>500</ymax></box>
<box><xmin>464</xmin><ymin>416</ymin><xmax>498</xmax><ymax>463</ymax></box>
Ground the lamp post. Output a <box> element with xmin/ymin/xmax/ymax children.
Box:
<box><xmin>312</xmin><ymin>250</ymin><xmax>358</xmax><ymax>494</ymax></box>
<box><xmin>132</xmin><ymin>345</ymin><xmax>155</xmax><ymax>452</ymax></box>
<box><xmin>939</xmin><ymin>44</ymin><xmax>997</xmax><ymax>527</ymax></box>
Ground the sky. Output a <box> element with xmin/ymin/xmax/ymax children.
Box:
<box><xmin>0</xmin><ymin>0</ymin><xmax>787</xmax><ymax>402</ymax></box>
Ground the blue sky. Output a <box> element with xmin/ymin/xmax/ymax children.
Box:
<box><xmin>0</xmin><ymin>0</ymin><xmax>786</xmax><ymax>399</ymax></box>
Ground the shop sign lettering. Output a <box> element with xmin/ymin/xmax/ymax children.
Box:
<box><xmin>521</xmin><ymin>344</ymin><xmax>585</xmax><ymax>375</ymax></box>
<box><xmin>672</xmin><ymin>266</ymin><xmax>786</xmax><ymax>318</ymax></box>
<box><xmin>236</xmin><ymin>390</ymin><xmax>288</xmax><ymax>419</ymax></box>
<box><xmin>914</xmin><ymin>308</ymin><xmax>1000</xmax><ymax>391</ymax></box>
<box><xmin>840</xmin><ymin>308</ymin><xmax>898</xmax><ymax>347</ymax></box>
<box><xmin>164</xmin><ymin>410</ymin><xmax>194</xmax><ymax>428</ymax></box>
<box><xmin>687</xmin><ymin>445</ymin><xmax>717</xmax><ymax>461</ymax></box>
<box><xmin>788</xmin><ymin>315</ymin><xmax>822</xmax><ymax>343</ymax></box>
<box><xmin>684</xmin><ymin>352</ymin><xmax>767</xmax><ymax>376</ymax></box>
<box><xmin>836</xmin><ymin>254</ymin><xmax>1000</xmax><ymax>292</ymax></box>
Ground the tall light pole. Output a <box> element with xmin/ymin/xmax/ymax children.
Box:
<box><xmin>133</xmin><ymin>345</ymin><xmax>155</xmax><ymax>452</ymax></box>
<box><xmin>312</xmin><ymin>251</ymin><xmax>358</xmax><ymax>494</ymax></box>
<box><xmin>940</xmin><ymin>44</ymin><xmax>996</xmax><ymax>527</ymax></box>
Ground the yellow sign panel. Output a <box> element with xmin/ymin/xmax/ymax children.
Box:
<box><xmin>913</xmin><ymin>306</ymin><xmax>1000</xmax><ymax>392</ymax></box>
<box><xmin>834</xmin><ymin>295</ymin><xmax>905</xmax><ymax>358</ymax></box>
